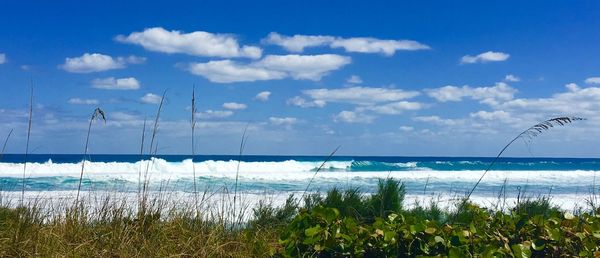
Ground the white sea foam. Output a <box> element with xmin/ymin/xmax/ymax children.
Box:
<box><xmin>0</xmin><ymin>159</ymin><xmax>347</xmax><ymax>180</ymax></box>
<box><xmin>0</xmin><ymin>159</ymin><xmax>597</xmax><ymax>187</ymax></box>
<box><xmin>0</xmin><ymin>190</ymin><xmax>589</xmax><ymax>213</ymax></box>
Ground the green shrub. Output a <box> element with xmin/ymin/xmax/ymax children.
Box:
<box><xmin>280</xmin><ymin>202</ymin><xmax>600</xmax><ymax>257</ymax></box>
<box><xmin>368</xmin><ymin>178</ymin><xmax>406</xmax><ymax>218</ymax></box>
<box><xmin>301</xmin><ymin>178</ymin><xmax>407</xmax><ymax>223</ymax></box>
<box><xmin>303</xmin><ymin>192</ymin><xmax>324</xmax><ymax>212</ymax></box>
<box><xmin>407</xmin><ymin>199</ymin><xmax>443</xmax><ymax>222</ymax></box>
<box><xmin>279</xmin><ymin>206</ymin><xmax>370</xmax><ymax>257</ymax></box>
<box><xmin>321</xmin><ymin>187</ymin><xmax>370</xmax><ymax>220</ymax></box>
<box><xmin>250</xmin><ymin>194</ymin><xmax>297</xmax><ymax>229</ymax></box>
<box><xmin>512</xmin><ymin>196</ymin><xmax>562</xmax><ymax>218</ymax></box>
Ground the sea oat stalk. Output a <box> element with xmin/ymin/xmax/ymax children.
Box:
<box><xmin>76</xmin><ymin>108</ymin><xmax>106</xmax><ymax>204</ymax></box>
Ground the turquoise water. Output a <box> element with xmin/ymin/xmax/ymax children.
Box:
<box><xmin>1</xmin><ymin>154</ymin><xmax>599</xmax><ymax>198</ymax></box>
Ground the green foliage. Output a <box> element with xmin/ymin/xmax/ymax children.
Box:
<box><xmin>303</xmin><ymin>192</ymin><xmax>324</xmax><ymax>211</ymax></box>
<box><xmin>280</xmin><ymin>206</ymin><xmax>370</xmax><ymax>257</ymax></box>
<box><xmin>280</xmin><ymin>180</ymin><xmax>600</xmax><ymax>257</ymax></box>
<box><xmin>280</xmin><ymin>201</ymin><xmax>600</xmax><ymax>257</ymax></box>
<box><xmin>450</xmin><ymin>199</ymin><xmax>483</xmax><ymax>225</ymax></box>
<box><xmin>302</xmin><ymin>178</ymin><xmax>408</xmax><ymax>223</ymax></box>
<box><xmin>407</xmin><ymin>199</ymin><xmax>444</xmax><ymax>222</ymax></box>
<box><xmin>250</xmin><ymin>194</ymin><xmax>298</xmax><ymax>229</ymax></box>
<box><xmin>512</xmin><ymin>196</ymin><xmax>562</xmax><ymax>219</ymax></box>
<box><xmin>322</xmin><ymin>187</ymin><xmax>371</xmax><ymax>220</ymax></box>
<box><xmin>369</xmin><ymin>178</ymin><xmax>406</xmax><ymax>218</ymax></box>
<box><xmin>4</xmin><ymin>178</ymin><xmax>600</xmax><ymax>257</ymax></box>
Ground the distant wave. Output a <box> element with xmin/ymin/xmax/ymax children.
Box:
<box><xmin>0</xmin><ymin>158</ymin><xmax>597</xmax><ymax>182</ymax></box>
<box><xmin>0</xmin><ymin>158</ymin><xmax>351</xmax><ymax>180</ymax></box>
<box><xmin>0</xmin><ymin>159</ymin><xmax>597</xmax><ymax>199</ymax></box>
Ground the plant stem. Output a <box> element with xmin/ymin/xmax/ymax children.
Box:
<box><xmin>21</xmin><ymin>85</ymin><xmax>33</xmax><ymax>206</ymax></box>
<box><xmin>301</xmin><ymin>145</ymin><xmax>341</xmax><ymax>202</ymax></box>
<box><xmin>191</xmin><ymin>86</ymin><xmax>198</xmax><ymax>214</ymax></box>
<box><xmin>233</xmin><ymin>123</ymin><xmax>249</xmax><ymax>225</ymax></box>
<box><xmin>76</xmin><ymin>108</ymin><xmax>105</xmax><ymax>205</ymax></box>
<box><xmin>138</xmin><ymin>116</ymin><xmax>147</xmax><ymax>202</ymax></box>
<box><xmin>0</xmin><ymin>129</ymin><xmax>13</xmax><ymax>162</ymax></box>
<box><xmin>76</xmin><ymin>113</ymin><xmax>94</xmax><ymax>204</ymax></box>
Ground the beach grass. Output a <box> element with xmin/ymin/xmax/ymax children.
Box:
<box><xmin>1</xmin><ymin>179</ymin><xmax>600</xmax><ymax>257</ymax></box>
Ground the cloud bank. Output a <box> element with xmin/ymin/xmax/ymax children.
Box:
<box><xmin>116</xmin><ymin>27</ymin><xmax>262</xmax><ymax>59</ymax></box>
<box><xmin>264</xmin><ymin>32</ymin><xmax>430</xmax><ymax>55</ymax></box>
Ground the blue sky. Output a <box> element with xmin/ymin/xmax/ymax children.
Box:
<box><xmin>1</xmin><ymin>0</ymin><xmax>600</xmax><ymax>156</ymax></box>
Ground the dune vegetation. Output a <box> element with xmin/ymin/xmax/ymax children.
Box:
<box><xmin>2</xmin><ymin>178</ymin><xmax>600</xmax><ymax>257</ymax></box>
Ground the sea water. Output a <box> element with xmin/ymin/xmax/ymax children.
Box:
<box><xmin>1</xmin><ymin>154</ymin><xmax>599</xmax><ymax>210</ymax></box>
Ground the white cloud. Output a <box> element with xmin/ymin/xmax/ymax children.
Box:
<box><xmin>222</xmin><ymin>102</ymin><xmax>247</xmax><ymax>110</ymax></box>
<box><xmin>67</xmin><ymin>98</ymin><xmax>99</xmax><ymax>105</ymax></box>
<box><xmin>565</xmin><ymin>83</ymin><xmax>579</xmax><ymax>92</ymax></box>
<box><xmin>60</xmin><ymin>53</ymin><xmax>144</xmax><ymax>73</ymax></box>
<box><xmin>255</xmin><ymin>91</ymin><xmax>271</xmax><ymax>101</ymax></box>
<box><xmin>188</xmin><ymin>60</ymin><xmax>285</xmax><ymax>83</ymax></box>
<box><xmin>413</xmin><ymin>116</ymin><xmax>459</xmax><ymax>126</ymax></box>
<box><xmin>269</xmin><ymin>117</ymin><xmax>298</xmax><ymax>126</ymax></box>
<box><xmin>311</xmin><ymin>78</ymin><xmax>600</xmax><ymax>143</ymax></box>
<box><xmin>111</xmin><ymin>112</ymin><xmax>140</xmax><ymax>121</ymax></box>
<box><xmin>287</xmin><ymin>96</ymin><xmax>327</xmax><ymax>108</ymax></box>
<box><xmin>116</xmin><ymin>27</ymin><xmax>262</xmax><ymax>59</ymax></box>
<box><xmin>466</xmin><ymin>110</ymin><xmax>524</xmax><ymax>128</ymax></box>
<box><xmin>426</xmin><ymin>82</ymin><xmax>516</xmax><ymax>104</ymax></box>
<box><xmin>187</xmin><ymin>54</ymin><xmax>350</xmax><ymax>83</ymax></box>
<box><xmin>256</xmin><ymin>54</ymin><xmax>351</xmax><ymax>80</ymax></box>
<box><xmin>426</xmin><ymin>86</ymin><xmax>466</xmax><ymax>102</ymax></box>
<box><xmin>140</xmin><ymin>93</ymin><xmax>162</xmax><ymax>104</ymax></box>
<box><xmin>469</xmin><ymin>110</ymin><xmax>514</xmax><ymax>123</ymax></box>
<box><xmin>263</xmin><ymin>32</ymin><xmax>334</xmax><ymax>52</ymax></box>
<box><xmin>495</xmin><ymin>83</ymin><xmax>600</xmax><ymax>116</ymax></box>
<box><xmin>290</xmin><ymin>86</ymin><xmax>423</xmax><ymax>125</ymax></box>
<box><xmin>585</xmin><ymin>77</ymin><xmax>600</xmax><ymax>84</ymax></box>
<box><xmin>504</xmin><ymin>74</ymin><xmax>520</xmax><ymax>82</ymax></box>
<box><xmin>196</xmin><ymin>110</ymin><xmax>233</xmax><ymax>119</ymax></box>
<box><xmin>92</xmin><ymin>77</ymin><xmax>141</xmax><ymax>90</ymax></box>
<box><xmin>334</xmin><ymin>110</ymin><xmax>374</xmax><ymax>123</ymax></box>
<box><xmin>0</xmin><ymin>105</ymin><xmax>307</xmax><ymax>154</ymax></box>
<box><xmin>460</xmin><ymin>51</ymin><xmax>510</xmax><ymax>64</ymax></box>
<box><xmin>399</xmin><ymin>126</ymin><xmax>414</xmax><ymax>132</ymax></box>
<box><xmin>0</xmin><ymin>53</ymin><xmax>6</xmax><ymax>64</ymax></box>
<box><xmin>346</xmin><ymin>75</ymin><xmax>363</xmax><ymax>84</ymax></box>
<box><xmin>301</xmin><ymin>86</ymin><xmax>420</xmax><ymax>106</ymax></box>
<box><xmin>423</xmin><ymin>82</ymin><xmax>600</xmax><ymax>134</ymax></box>
<box><xmin>264</xmin><ymin>32</ymin><xmax>430</xmax><ymax>55</ymax></box>
<box><xmin>330</xmin><ymin>37</ymin><xmax>430</xmax><ymax>56</ymax></box>
<box><xmin>362</xmin><ymin>101</ymin><xmax>424</xmax><ymax>115</ymax></box>
<box><xmin>124</xmin><ymin>56</ymin><xmax>146</xmax><ymax>64</ymax></box>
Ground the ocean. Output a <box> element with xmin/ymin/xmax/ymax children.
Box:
<box><xmin>1</xmin><ymin>154</ymin><xmax>599</xmax><ymax>210</ymax></box>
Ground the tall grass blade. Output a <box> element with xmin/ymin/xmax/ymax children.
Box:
<box><xmin>141</xmin><ymin>91</ymin><xmax>166</xmax><ymax>212</ymax></box>
<box><xmin>301</xmin><ymin>145</ymin><xmax>341</xmax><ymax>201</ymax></box>
<box><xmin>21</xmin><ymin>85</ymin><xmax>33</xmax><ymax>206</ymax></box>
<box><xmin>75</xmin><ymin>108</ymin><xmax>106</xmax><ymax>204</ymax></box>
<box><xmin>233</xmin><ymin>123</ymin><xmax>249</xmax><ymax>224</ymax></box>
<box><xmin>191</xmin><ymin>86</ymin><xmax>199</xmax><ymax>213</ymax></box>
<box><xmin>466</xmin><ymin>116</ymin><xmax>585</xmax><ymax>200</ymax></box>
<box><xmin>138</xmin><ymin>116</ymin><xmax>147</xmax><ymax>201</ymax></box>
<box><xmin>0</xmin><ymin>129</ymin><xmax>13</xmax><ymax>161</ymax></box>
